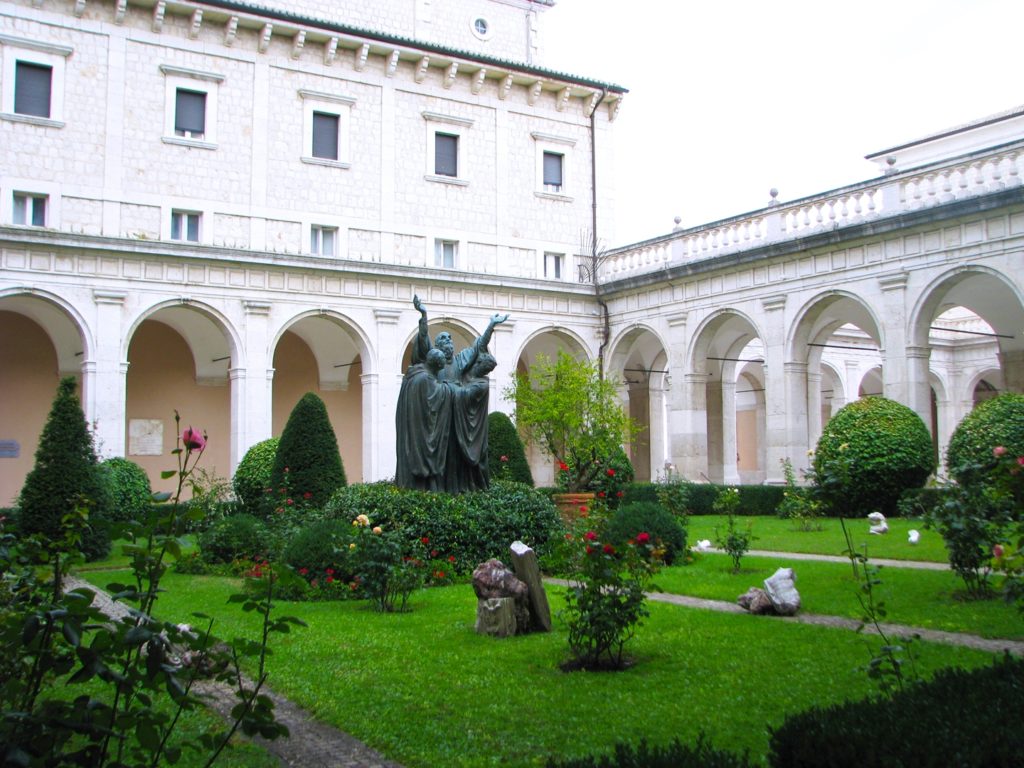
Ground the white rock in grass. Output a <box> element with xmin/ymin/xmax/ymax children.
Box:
<box><xmin>763</xmin><ymin>567</ymin><xmax>801</xmax><ymax>616</ymax></box>
<box><xmin>908</xmin><ymin>529</ymin><xmax>920</xmax><ymax>544</ymax></box>
<box><xmin>694</xmin><ymin>539</ymin><xmax>712</xmax><ymax>552</ymax></box>
<box><xmin>867</xmin><ymin>512</ymin><xmax>888</xmax><ymax>535</ymax></box>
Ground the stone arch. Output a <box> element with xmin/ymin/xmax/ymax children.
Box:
<box><xmin>124</xmin><ymin>299</ymin><xmax>242</xmax><ymax>497</ymax></box>
<box><xmin>272</xmin><ymin>309</ymin><xmax>375</xmax><ymax>483</ymax></box>
<box><xmin>0</xmin><ymin>290</ymin><xmax>92</xmax><ymax>505</ymax></box>
<box><xmin>685</xmin><ymin>309</ymin><xmax>764</xmax><ymax>483</ymax></box>
<box><xmin>607</xmin><ymin>324</ymin><xmax>670</xmax><ymax>482</ymax></box>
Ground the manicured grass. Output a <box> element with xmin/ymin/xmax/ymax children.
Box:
<box><xmin>81</xmin><ymin>570</ymin><xmax>997</xmax><ymax>767</ymax></box>
<box><xmin>688</xmin><ymin>515</ymin><xmax>948</xmax><ymax>562</ymax></box>
<box><xmin>654</xmin><ymin>553</ymin><xmax>1024</xmax><ymax>640</ymax></box>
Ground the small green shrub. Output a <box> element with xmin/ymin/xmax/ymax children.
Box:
<box><xmin>487</xmin><ymin>411</ymin><xmax>534</xmax><ymax>485</ymax></box>
<box><xmin>350</xmin><ymin>521</ymin><xmax>425</xmax><ymax>612</ymax></box>
<box><xmin>546</xmin><ymin>734</ymin><xmax>754</xmax><ymax>768</ymax></box>
<box><xmin>606</xmin><ymin>501</ymin><xmax>686</xmax><ymax>565</ymax></box>
<box><xmin>813</xmin><ymin>397</ymin><xmax>935</xmax><ymax>518</ymax></box>
<box><xmin>767</xmin><ymin>654</ymin><xmax>1024</xmax><ymax>768</ymax></box>
<box><xmin>100</xmin><ymin>457</ymin><xmax>152</xmax><ymax>524</ymax></box>
<box><xmin>232</xmin><ymin>437</ymin><xmax>278</xmax><ymax>515</ymax></box>
<box><xmin>268</xmin><ymin>393</ymin><xmax>346</xmax><ymax>512</ymax></box>
<box><xmin>282</xmin><ymin>519</ymin><xmax>355</xmax><ymax>584</ymax></box>
<box><xmin>946</xmin><ymin>393</ymin><xmax>1024</xmax><ymax>483</ymax></box>
<box><xmin>713</xmin><ymin>488</ymin><xmax>754</xmax><ymax>572</ymax></box>
<box><xmin>198</xmin><ymin>513</ymin><xmax>269</xmax><ymax>563</ymax></box>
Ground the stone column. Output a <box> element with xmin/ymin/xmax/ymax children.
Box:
<box><xmin>721</xmin><ymin>378</ymin><xmax>740</xmax><ymax>485</ymax></box>
<box><xmin>999</xmin><ymin>349</ymin><xmax>1024</xmax><ymax>394</ymax></box>
<box><xmin>491</xmin><ymin>319</ymin><xmax>517</xmax><ymax>417</ymax></box>
<box><xmin>87</xmin><ymin>290</ymin><xmax>128</xmax><ymax>458</ymax></box>
<box><xmin>905</xmin><ymin>345</ymin><xmax>934</xmax><ymax>433</ymax></box>
<box><xmin>761</xmin><ymin>295</ymin><xmax>788</xmax><ymax>484</ymax></box>
<box><xmin>807</xmin><ymin>371</ymin><xmax>823</xmax><ymax>451</ymax></box>
<box><xmin>648</xmin><ymin>374</ymin><xmax>668</xmax><ymax>480</ymax></box>
<box><xmin>678</xmin><ymin>373</ymin><xmax>708</xmax><ymax>481</ymax></box>
<box><xmin>784</xmin><ymin>361</ymin><xmax>810</xmax><ymax>475</ymax></box>
<box><xmin>664</xmin><ymin>313</ymin><xmax>692</xmax><ymax>475</ymax></box>
<box><xmin>233</xmin><ymin>301</ymin><xmax>273</xmax><ymax>469</ymax></box>
<box><xmin>879</xmin><ymin>271</ymin><xmax>931</xmax><ymax>424</ymax></box>
<box><xmin>370</xmin><ymin>308</ymin><xmax>403</xmax><ymax>482</ymax></box>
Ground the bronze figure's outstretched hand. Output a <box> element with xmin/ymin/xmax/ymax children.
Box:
<box><xmin>489</xmin><ymin>312</ymin><xmax>510</xmax><ymax>327</ymax></box>
<box><xmin>413</xmin><ymin>294</ymin><xmax>427</xmax><ymax>316</ymax></box>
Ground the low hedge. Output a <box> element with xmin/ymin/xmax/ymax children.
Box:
<box><xmin>322</xmin><ymin>480</ymin><xmax>562</xmax><ymax>573</ymax></box>
<box><xmin>623</xmin><ymin>483</ymin><xmax>785</xmax><ymax>516</ymax></box>
<box><xmin>606</xmin><ymin>502</ymin><xmax>687</xmax><ymax>565</ymax></box>
<box><xmin>768</xmin><ymin>654</ymin><xmax>1024</xmax><ymax>767</ymax></box>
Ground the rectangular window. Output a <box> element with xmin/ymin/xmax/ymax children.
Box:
<box><xmin>13</xmin><ymin>193</ymin><xmax>46</xmax><ymax>226</ymax></box>
<box><xmin>312</xmin><ymin>112</ymin><xmax>339</xmax><ymax>160</ymax></box>
<box><xmin>170</xmin><ymin>210</ymin><xmax>200</xmax><ymax>242</ymax></box>
<box><xmin>174</xmin><ymin>88</ymin><xmax>206</xmax><ymax>138</ymax></box>
<box><xmin>543</xmin><ymin>151</ymin><xmax>563</xmax><ymax>191</ymax></box>
<box><xmin>434</xmin><ymin>133</ymin><xmax>458</xmax><ymax>177</ymax></box>
<box><xmin>544</xmin><ymin>251</ymin><xmax>563</xmax><ymax>280</ymax></box>
<box><xmin>434</xmin><ymin>239</ymin><xmax>457</xmax><ymax>268</ymax></box>
<box><xmin>14</xmin><ymin>61</ymin><xmax>52</xmax><ymax>118</ymax></box>
<box><xmin>311</xmin><ymin>225</ymin><xmax>337</xmax><ymax>256</ymax></box>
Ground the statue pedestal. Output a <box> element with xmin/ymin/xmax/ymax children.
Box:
<box><xmin>551</xmin><ymin>492</ymin><xmax>595</xmax><ymax>526</ymax></box>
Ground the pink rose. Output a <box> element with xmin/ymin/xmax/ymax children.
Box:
<box><xmin>181</xmin><ymin>426</ymin><xmax>206</xmax><ymax>452</ymax></box>
<box><xmin>993</xmin><ymin>544</ymin><xmax>1005</xmax><ymax>559</ymax></box>
<box><xmin>993</xmin><ymin>446</ymin><xmax>1007</xmax><ymax>457</ymax></box>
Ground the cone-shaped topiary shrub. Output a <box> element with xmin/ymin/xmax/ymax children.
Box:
<box><xmin>486</xmin><ymin>411</ymin><xmax>534</xmax><ymax>486</ymax></box>
<box><xmin>268</xmin><ymin>393</ymin><xmax>346</xmax><ymax>510</ymax></box>
<box><xmin>812</xmin><ymin>396</ymin><xmax>934</xmax><ymax>518</ymax></box>
<box><xmin>18</xmin><ymin>376</ymin><xmax>112</xmax><ymax>560</ymax></box>
<box><xmin>233</xmin><ymin>437</ymin><xmax>279</xmax><ymax>515</ymax></box>
<box><xmin>100</xmin><ymin>456</ymin><xmax>152</xmax><ymax>524</ymax></box>
<box><xmin>945</xmin><ymin>392</ymin><xmax>1024</xmax><ymax>483</ymax></box>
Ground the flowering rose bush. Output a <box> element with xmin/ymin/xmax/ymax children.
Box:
<box><xmin>348</xmin><ymin>516</ymin><xmax>426</xmax><ymax>612</ymax></box>
<box><xmin>557</xmin><ymin>500</ymin><xmax>657</xmax><ymax>670</ymax></box>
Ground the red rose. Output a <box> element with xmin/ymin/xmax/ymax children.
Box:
<box><xmin>448</xmin><ymin>555</ymin><xmax>456</xmax><ymax>563</ymax></box>
<box><xmin>603</xmin><ymin>543</ymin><xmax>615</xmax><ymax>555</ymax></box>
<box><xmin>299</xmin><ymin>567</ymin><xmax>309</xmax><ymax>576</ymax></box>
<box><xmin>616</xmin><ymin>491</ymin><xmax>624</xmax><ymax>498</ymax></box>
<box><xmin>585</xmin><ymin>545</ymin><xmax>595</xmax><ymax>555</ymax></box>
<box><xmin>326</xmin><ymin>576</ymin><xmax>334</xmax><ymax>583</ymax></box>
<box><xmin>326</xmin><ymin>568</ymin><xmax>334</xmax><ymax>576</ymax></box>
<box><xmin>559</xmin><ymin>462</ymin><xmax>569</xmax><ymax>471</ymax></box>
<box><xmin>636</xmin><ymin>532</ymin><xmax>651</xmax><ymax>544</ymax></box>
<box><xmin>598</xmin><ymin>491</ymin><xmax>606</xmax><ymax>498</ymax></box>
<box><xmin>579</xmin><ymin>505</ymin><xmax>588</xmax><ymax>513</ymax></box>
<box><xmin>303</xmin><ymin>491</ymin><xmax>313</xmax><ymax>499</ymax></box>
<box><xmin>421</xmin><ymin>537</ymin><xmax>430</xmax><ymax>545</ymax></box>
<box><xmin>584</xmin><ymin>531</ymin><xmax>597</xmax><ymax>541</ymax></box>
<box><xmin>606</xmin><ymin>468</ymin><xmax>615</xmax><ymax>477</ymax></box>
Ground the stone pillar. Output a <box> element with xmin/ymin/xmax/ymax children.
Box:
<box><xmin>999</xmin><ymin>349</ymin><xmax>1024</xmax><ymax>394</ymax></box>
<box><xmin>761</xmin><ymin>295</ymin><xmax>788</xmax><ymax>484</ymax></box>
<box><xmin>706</xmin><ymin>377</ymin><xmax>723</xmax><ymax>483</ymax></box>
<box><xmin>648</xmin><ymin>374</ymin><xmax>668</xmax><ymax>480</ymax></box>
<box><xmin>86</xmin><ymin>290</ymin><xmax>128</xmax><ymax>458</ymax></box>
<box><xmin>664</xmin><ymin>312</ymin><xmax>692</xmax><ymax>475</ymax></box>
<box><xmin>721</xmin><ymin>378</ymin><xmax>740</xmax><ymax>485</ymax></box>
<box><xmin>491</xmin><ymin>319</ymin><xmax>517</xmax><ymax>416</ymax></box>
<box><xmin>234</xmin><ymin>301</ymin><xmax>273</xmax><ymax>469</ymax></box>
<box><xmin>807</xmin><ymin>371</ymin><xmax>823</xmax><ymax>451</ymax></box>
<box><xmin>784</xmin><ymin>361</ymin><xmax>810</xmax><ymax>475</ymax></box>
<box><xmin>905</xmin><ymin>345</ymin><xmax>933</xmax><ymax>433</ymax></box>
<box><xmin>370</xmin><ymin>307</ymin><xmax>403</xmax><ymax>482</ymax></box>
<box><xmin>678</xmin><ymin>373</ymin><xmax>708</xmax><ymax>481</ymax></box>
<box><xmin>879</xmin><ymin>272</ymin><xmax>931</xmax><ymax>424</ymax></box>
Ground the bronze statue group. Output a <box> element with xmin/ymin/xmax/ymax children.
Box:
<box><xmin>395</xmin><ymin>295</ymin><xmax>509</xmax><ymax>493</ymax></box>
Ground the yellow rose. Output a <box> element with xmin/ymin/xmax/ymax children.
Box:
<box><xmin>349</xmin><ymin>542</ymin><xmax>356</xmax><ymax>550</ymax></box>
<box><xmin>372</xmin><ymin>526</ymin><xmax>383</xmax><ymax>535</ymax></box>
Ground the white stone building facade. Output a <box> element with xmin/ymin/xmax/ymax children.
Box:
<box><xmin>1</xmin><ymin>0</ymin><xmax>1022</xmax><ymax>503</ymax></box>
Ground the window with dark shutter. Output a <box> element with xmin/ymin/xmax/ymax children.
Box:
<box><xmin>543</xmin><ymin>151</ymin><xmax>563</xmax><ymax>188</ymax></box>
<box><xmin>174</xmin><ymin>88</ymin><xmax>206</xmax><ymax>137</ymax></box>
<box><xmin>312</xmin><ymin>112</ymin><xmax>339</xmax><ymax>160</ymax></box>
<box><xmin>435</xmin><ymin>133</ymin><xmax>458</xmax><ymax>177</ymax></box>
<box><xmin>14</xmin><ymin>61</ymin><xmax>52</xmax><ymax>118</ymax></box>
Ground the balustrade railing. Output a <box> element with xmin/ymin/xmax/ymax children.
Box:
<box><xmin>597</xmin><ymin>143</ymin><xmax>1024</xmax><ymax>283</ymax></box>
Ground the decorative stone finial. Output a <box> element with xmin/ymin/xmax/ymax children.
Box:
<box><xmin>769</xmin><ymin>188</ymin><xmax>779</xmax><ymax>206</ymax></box>
<box><xmin>672</xmin><ymin>215</ymin><xmax>682</xmax><ymax>231</ymax></box>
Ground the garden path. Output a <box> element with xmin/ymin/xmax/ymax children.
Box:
<box><xmin>710</xmin><ymin>548</ymin><xmax>950</xmax><ymax>570</ymax></box>
<box><xmin>64</xmin><ymin>575</ymin><xmax>403</xmax><ymax>768</ymax></box>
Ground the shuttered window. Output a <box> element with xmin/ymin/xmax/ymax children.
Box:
<box><xmin>543</xmin><ymin>151</ymin><xmax>563</xmax><ymax>189</ymax></box>
<box><xmin>435</xmin><ymin>133</ymin><xmax>458</xmax><ymax>177</ymax></box>
<box><xmin>14</xmin><ymin>61</ymin><xmax>52</xmax><ymax>118</ymax></box>
<box><xmin>312</xmin><ymin>112</ymin><xmax>339</xmax><ymax>160</ymax></box>
<box><xmin>174</xmin><ymin>89</ymin><xmax>206</xmax><ymax>137</ymax></box>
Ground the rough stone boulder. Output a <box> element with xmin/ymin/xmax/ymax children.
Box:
<box><xmin>737</xmin><ymin>586</ymin><xmax>776</xmax><ymax>615</ymax></box>
<box><xmin>472</xmin><ymin>559</ymin><xmax>530</xmax><ymax>636</ymax></box>
<box><xmin>472</xmin><ymin>558</ymin><xmax>528</xmax><ymax>601</ymax></box>
<box><xmin>763</xmin><ymin>567</ymin><xmax>801</xmax><ymax>616</ymax></box>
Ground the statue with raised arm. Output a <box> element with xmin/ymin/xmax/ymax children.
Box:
<box><xmin>396</xmin><ymin>296</ymin><xmax>509</xmax><ymax>493</ymax></box>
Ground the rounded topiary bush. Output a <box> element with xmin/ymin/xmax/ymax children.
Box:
<box><xmin>487</xmin><ymin>412</ymin><xmax>534</xmax><ymax>486</ymax></box>
<box><xmin>945</xmin><ymin>392</ymin><xmax>1024</xmax><ymax>483</ymax></box>
<box><xmin>233</xmin><ymin>437</ymin><xmax>279</xmax><ymax>515</ymax></box>
<box><xmin>198</xmin><ymin>514</ymin><xmax>268</xmax><ymax>563</ymax></box>
<box><xmin>100</xmin><ymin>457</ymin><xmax>152</xmax><ymax>524</ymax></box>
<box><xmin>813</xmin><ymin>396</ymin><xmax>935</xmax><ymax>518</ymax></box>
<box><xmin>606</xmin><ymin>501</ymin><xmax>686</xmax><ymax>565</ymax></box>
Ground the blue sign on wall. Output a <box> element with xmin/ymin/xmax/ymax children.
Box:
<box><xmin>0</xmin><ymin>441</ymin><xmax>20</xmax><ymax>458</ymax></box>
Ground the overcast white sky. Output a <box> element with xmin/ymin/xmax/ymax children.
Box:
<box><xmin>540</xmin><ymin>1</ymin><xmax>1023</xmax><ymax>246</ymax></box>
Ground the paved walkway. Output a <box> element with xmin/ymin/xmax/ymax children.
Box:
<box><xmin>722</xmin><ymin>548</ymin><xmax>951</xmax><ymax>571</ymax></box>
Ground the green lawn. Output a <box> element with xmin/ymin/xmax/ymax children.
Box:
<box><xmin>688</xmin><ymin>515</ymin><xmax>948</xmax><ymax>562</ymax></box>
<box><xmin>80</xmin><ymin>570</ymin><xmax>999</xmax><ymax>768</ymax></box>
<box><xmin>654</xmin><ymin>553</ymin><xmax>1023</xmax><ymax>640</ymax></box>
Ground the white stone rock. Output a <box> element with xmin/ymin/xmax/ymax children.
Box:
<box><xmin>908</xmin><ymin>529</ymin><xmax>920</xmax><ymax>544</ymax></box>
<box><xmin>763</xmin><ymin>567</ymin><xmax>800</xmax><ymax>616</ymax></box>
<box><xmin>867</xmin><ymin>512</ymin><xmax>888</xmax><ymax>535</ymax></box>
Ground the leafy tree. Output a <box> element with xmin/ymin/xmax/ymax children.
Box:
<box><xmin>486</xmin><ymin>411</ymin><xmax>534</xmax><ymax>485</ymax></box>
<box><xmin>812</xmin><ymin>397</ymin><xmax>934</xmax><ymax>518</ymax></box>
<box><xmin>268</xmin><ymin>393</ymin><xmax>346</xmax><ymax>510</ymax></box>
<box><xmin>17</xmin><ymin>376</ymin><xmax>111</xmax><ymax>560</ymax></box>
<box><xmin>233</xmin><ymin>437</ymin><xmax>279</xmax><ymax>515</ymax></box>
<box><xmin>504</xmin><ymin>351</ymin><xmax>637</xmax><ymax>493</ymax></box>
